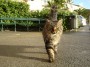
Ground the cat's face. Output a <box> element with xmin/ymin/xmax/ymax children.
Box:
<box><xmin>50</xmin><ymin>24</ymin><xmax>59</xmax><ymax>34</ymax></box>
<box><xmin>46</xmin><ymin>19</ymin><xmax>62</xmax><ymax>34</ymax></box>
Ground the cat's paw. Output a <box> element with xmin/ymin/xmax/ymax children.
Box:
<box><xmin>49</xmin><ymin>58</ymin><xmax>54</xmax><ymax>63</ymax></box>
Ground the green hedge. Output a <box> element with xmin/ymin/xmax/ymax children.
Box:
<box><xmin>0</xmin><ymin>0</ymin><xmax>30</xmax><ymax>18</ymax></box>
<box><xmin>0</xmin><ymin>0</ymin><xmax>77</xmax><ymax>31</ymax></box>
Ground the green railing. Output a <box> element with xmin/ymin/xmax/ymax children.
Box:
<box><xmin>0</xmin><ymin>18</ymin><xmax>45</xmax><ymax>32</ymax></box>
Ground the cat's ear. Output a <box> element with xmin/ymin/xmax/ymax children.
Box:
<box><xmin>46</xmin><ymin>19</ymin><xmax>51</xmax><ymax>24</ymax></box>
<box><xmin>46</xmin><ymin>19</ymin><xmax>50</xmax><ymax>22</ymax></box>
<box><xmin>57</xmin><ymin>19</ymin><xmax>63</xmax><ymax>25</ymax></box>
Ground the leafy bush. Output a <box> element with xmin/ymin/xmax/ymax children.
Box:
<box><xmin>0</xmin><ymin>0</ymin><xmax>30</xmax><ymax>18</ymax></box>
<box><xmin>30</xmin><ymin>9</ymin><xmax>50</xmax><ymax>18</ymax></box>
<box><xmin>0</xmin><ymin>0</ymin><xmax>77</xmax><ymax>31</ymax></box>
<box><xmin>58</xmin><ymin>10</ymin><xmax>77</xmax><ymax>30</ymax></box>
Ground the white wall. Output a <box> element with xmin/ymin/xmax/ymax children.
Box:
<box><xmin>66</xmin><ymin>3</ymin><xmax>80</xmax><ymax>12</ymax></box>
<box><xmin>27</xmin><ymin>0</ymin><xmax>48</xmax><ymax>11</ymax></box>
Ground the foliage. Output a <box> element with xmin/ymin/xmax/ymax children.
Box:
<box><xmin>74</xmin><ymin>9</ymin><xmax>90</xmax><ymax>21</ymax></box>
<box><xmin>47</xmin><ymin>0</ymin><xmax>66</xmax><ymax>9</ymax></box>
<box><xmin>30</xmin><ymin>9</ymin><xmax>76</xmax><ymax>31</ymax></box>
<box><xmin>46</xmin><ymin>0</ymin><xmax>67</xmax><ymax>21</ymax></box>
<box><xmin>30</xmin><ymin>9</ymin><xmax>50</xmax><ymax>18</ymax></box>
<box><xmin>58</xmin><ymin>10</ymin><xmax>76</xmax><ymax>30</ymax></box>
<box><xmin>0</xmin><ymin>0</ymin><xmax>77</xmax><ymax>31</ymax></box>
<box><xmin>46</xmin><ymin>0</ymin><xmax>76</xmax><ymax>30</ymax></box>
<box><xmin>0</xmin><ymin>0</ymin><xmax>33</xmax><ymax>28</ymax></box>
<box><xmin>0</xmin><ymin>0</ymin><xmax>30</xmax><ymax>18</ymax></box>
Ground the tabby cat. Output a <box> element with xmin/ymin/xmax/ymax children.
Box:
<box><xmin>42</xmin><ymin>19</ymin><xmax>63</xmax><ymax>62</ymax></box>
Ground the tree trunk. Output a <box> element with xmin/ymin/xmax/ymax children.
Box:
<box><xmin>50</xmin><ymin>5</ymin><xmax>58</xmax><ymax>21</ymax></box>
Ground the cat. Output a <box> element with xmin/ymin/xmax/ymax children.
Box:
<box><xmin>42</xmin><ymin>19</ymin><xmax>63</xmax><ymax>62</ymax></box>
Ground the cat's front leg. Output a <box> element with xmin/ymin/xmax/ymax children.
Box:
<box><xmin>54</xmin><ymin>45</ymin><xmax>58</xmax><ymax>54</ymax></box>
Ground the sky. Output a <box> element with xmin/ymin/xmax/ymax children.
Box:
<box><xmin>73</xmin><ymin>0</ymin><xmax>90</xmax><ymax>9</ymax></box>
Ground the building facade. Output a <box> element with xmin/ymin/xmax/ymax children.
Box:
<box><xmin>66</xmin><ymin>3</ymin><xmax>84</xmax><ymax>12</ymax></box>
<box><xmin>11</xmin><ymin>0</ymin><xmax>83</xmax><ymax>11</ymax></box>
<box><xmin>27</xmin><ymin>0</ymin><xmax>51</xmax><ymax>11</ymax></box>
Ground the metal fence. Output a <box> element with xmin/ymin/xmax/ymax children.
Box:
<box><xmin>0</xmin><ymin>18</ymin><xmax>45</xmax><ymax>32</ymax></box>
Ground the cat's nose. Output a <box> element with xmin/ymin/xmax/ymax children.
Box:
<box><xmin>51</xmin><ymin>28</ymin><xmax>55</xmax><ymax>34</ymax></box>
<box><xmin>52</xmin><ymin>31</ymin><xmax>56</xmax><ymax>34</ymax></box>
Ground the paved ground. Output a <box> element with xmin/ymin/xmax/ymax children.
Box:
<box><xmin>0</xmin><ymin>25</ymin><xmax>90</xmax><ymax>67</ymax></box>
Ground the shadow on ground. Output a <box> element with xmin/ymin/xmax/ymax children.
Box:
<box><xmin>0</xmin><ymin>45</ymin><xmax>48</xmax><ymax>62</ymax></box>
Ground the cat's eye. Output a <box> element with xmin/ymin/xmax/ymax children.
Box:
<box><xmin>56</xmin><ymin>27</ymin><xmax>59</xmax><ymax>30</ymax></box>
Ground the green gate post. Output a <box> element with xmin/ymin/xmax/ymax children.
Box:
<box><xmin>27</xmin><ymin>20</ymin><xmax>29</xmax><ymax>32</ymax></box>
<box><xmin>39</xmin><ymin>19</ymin><xmax>40</xmax><ymax>31</ymax></box>
<box><xmin>1</xmin><ymin>20</ymin><xmax>4</xmax><ymax>32</ymax></box>
<box><xmin>14</xmin><ymin>21</ymin><xmax>16</xmax><ymax>32</ymax></box>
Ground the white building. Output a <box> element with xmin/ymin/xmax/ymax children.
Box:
<box><xmin>66</xmin><ymin>3</ymin><xmax>84</xmax><ymax>12</ymax></box>
<box><xmin>11</xmin><ymin>0</ymin><xmax>50</xmax><ymax>11</ymax></box>
<box><xmin>26</xmin><ymin>0</ymin><xmax>50</xmax><ymax>11</ymax></box>
<box><xmin>28</xmin><ymin>0</ymin><xmax>84</xmax><ymax>11</ymax></box>
<box><xmin>11</xmin><ymin>0</ymin><xmax>83</xmax><ymax>11</ymax></box>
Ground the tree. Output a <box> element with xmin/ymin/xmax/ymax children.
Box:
<box><xmin>75</xmin><ymin>9</ymin><xmax>90</xmax><ymax>22</ymax></box>
<box><xmin>23</xmin><ymin>0</ymin><xmax>28</xmax><ymax>2</ymax></box>
<box><xmin>47</xmin><ymin>0</ymin><xmax>68</xmax><ymax>21</ymax></box>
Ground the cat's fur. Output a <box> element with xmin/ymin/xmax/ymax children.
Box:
<box><xmin>42</xmin><ymin>19</ymin><xmax>63</xmax><ymax>62</ymax></box>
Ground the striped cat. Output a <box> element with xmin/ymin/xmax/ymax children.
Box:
<box><xmin>42</xmin><ymin>19</ymin><xmax>63</xmax><ymax>62</ymax></box>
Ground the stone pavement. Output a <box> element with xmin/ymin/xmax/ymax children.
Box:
<box><xmin>77</xmin><ymin>25</ymin><xmax>90</xmax><ymax>32</ymax></box>
<box><xmin>0</xmin><ymin>25</ymin><xmax>90</xmax><ymax>67</ymax></box>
